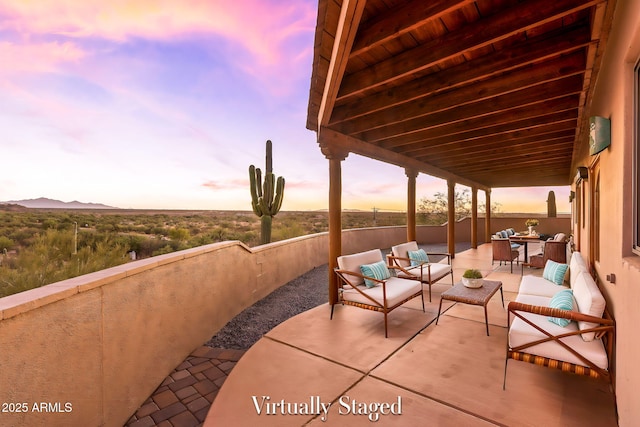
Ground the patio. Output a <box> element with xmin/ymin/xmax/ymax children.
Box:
<box><xmin>201</xmin><ymin>242</ymin><xmax>617</xmax><ymax>426</ymax></box>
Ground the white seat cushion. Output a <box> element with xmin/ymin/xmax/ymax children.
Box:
<box><xmin>397</xmin><ymin>262</ymin><xmax>451</xmax><ymax>283</ymax></box>
<box><xmin>341</xmin><ymin>277</ymin><xmax>422</xmax><ymax>307</ymax></box>
<box><xmin>518</xmin><ymin>275</ymin><xmax>569</xmax><ymax>298</ymax></box>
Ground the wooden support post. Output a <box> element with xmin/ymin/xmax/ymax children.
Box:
<box><xmin>406</xmin><ymin>169</ymin><xmax>418</xmax><ymax>242</ymax></box>
<box><xmin>322</xmin><ymin>144</ymin><xmax>348</xmax><ymax>305</ymax></box>
<box><xmin>447</xmin><ymin>179</ymin><xmax>456</xmax><ymax>258</ymax></box>
<box><xmin>485</xmin><ymin>189</ymin><xmax>492</xmax><ymax>243</ymax></box>
<box><xmin>472</xmin><ymin>187</ymin><xmax>478</xmax><ymax>249</ymax></box>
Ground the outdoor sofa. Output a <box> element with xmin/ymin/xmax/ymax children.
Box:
<box><xmin>505</xmin><ymin>252</ymin><xmax>614</xmax><ymax>387</ymax></box>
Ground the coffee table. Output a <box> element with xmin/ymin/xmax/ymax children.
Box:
<box><xmin>436</xmin><ymin>280</ymin><xmax>504</xmax><ymax>336</ymax></box>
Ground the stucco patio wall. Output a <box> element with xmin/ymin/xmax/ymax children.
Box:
<box><xmin>0</xmin><ymin>236</ymin><xmax>327</xmax><ymax>427</ymax></box>
<box><xmin>0</xmin><ymin>217</ymin><xmax>570</xmax><ymax>426</ymax></box>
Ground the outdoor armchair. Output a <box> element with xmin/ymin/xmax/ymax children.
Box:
<box><xmin>527</xmin><ymin>239</ymin><xmax>567</xmax><ymax>269</ymax></box>
<box><xmin>387</xmin><ymin>241</ymin><xmax>453</xmax><ymax>302</ymax></box>
<box><xmin>334</xmin><ymin>249</ymin><xmax>424</xmax><ymax>337</ymax></box>
<box><xmin>492</xmin><ymin>238</ymin><xmax>520</xmax><ymax>273</ymax></box>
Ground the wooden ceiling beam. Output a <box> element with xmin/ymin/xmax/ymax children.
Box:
<box><xmin>378</xmin><ymin>102</ymin><xmax>579</xmax><ymax>149</ymax></box>
<box><xmin>335</xmin><ymin>52</ymin><xmax>586</xmax><ymax>135</ymax></box>
<box><xmin>399</xmin><ymin>116</ymin><xmax>578</xmax><ymax>155</ymax></box>
<box><xmin>429</xmin><ymin>138</ymin><xmax>575</xmax><ymax>168</ymax></box>
<box><xmin>331</xmin><ymin>24</ymin><xmax>592</xmax><ymax>121</ymax></box>
<box><xmin>337</xmin><ymin>0</ymin><xmax>601</xmax><ymax>100</ymax></box>
<box><xmin>355</xmin><ymin>75</ymin><xmax>584</xmax><ymax>143</ymax></box>
<box><xmin>462</xmin><ymin>161</ymin><xmax>571</xmax><ymax>178</ymax></box>
<box><xmin>351</xmin><ymin>0</ymin><xmax>476</xmax><ymax>56</ymax></box>
<box><xmin>318</xmin><ymin>126</ymin><xmax>490</xmax><ymax>191</ymax></box>
<box><xmin>409</xmin><ymin>128</ymin><xmax>577</xmax><ymax>160</ymax></box>
<box><xmin>456</xmin><ymin>158</ymin><xmax>572</xmax><ymax>177</ymax></box>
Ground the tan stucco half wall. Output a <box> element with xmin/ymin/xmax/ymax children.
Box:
<box><xmin>0</xmin><ymin>236</ymin><xmax>328</xmax><ymax>427</ymax></box>
<box><xmin>0</xmin><ymin>218</ymin><xmax>570</xmax><ymax>426</ymax></box>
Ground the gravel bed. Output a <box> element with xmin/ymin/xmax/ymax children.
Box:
<box><xmin>206</xmin><ymin>265</ymin><xmax>328</xmax><ymax>350</ymax></box>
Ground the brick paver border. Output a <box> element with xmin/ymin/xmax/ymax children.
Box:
<box><xmin>125</xmin><ymin>346</ymin><xmax>246</xmax><ymax>427</ymax></box>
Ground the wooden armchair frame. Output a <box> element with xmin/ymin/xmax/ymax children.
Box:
<box><xmin>333</xmin><ymin>267</ymin><xmax>425</xmax><ymax>338</ymax></box>
<box><xmin>504</xmin><ymin>301</ymin><xmax>615</xmax><ymax>389</ymax></box>
<box><xmin>386</xmin><ymin>252</ymin><xmax>453</xmax><ymax>302</ymax></box>
<box><xmin>527</xmin><ymin>240</ymin><xmax>567</xmax><ymax>269</ymax></box>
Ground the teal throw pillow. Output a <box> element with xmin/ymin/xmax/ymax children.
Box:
<box><xmin>543</xmin><ymin>260</ymin><xmax>569</xmax><ymax>286</ymax></box>
<box><xmin>548</xmin><ymin>289</ymin><xmax>574</xmax><ymax>327</ymax></box>
<box><xmin>360</xmin><ymin>260</ymin><xmax>390</xmax><ymax>288</ymax></box>
<box><xmin>408</xmin><ymin>249</ymin><xmax>429</xmax><ymax>267</ymax></box>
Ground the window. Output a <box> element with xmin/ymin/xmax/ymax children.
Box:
<box><xmin>634</xmin><ymin>59</ymin><xmax>640</xmax><ymax>255</ymax></box>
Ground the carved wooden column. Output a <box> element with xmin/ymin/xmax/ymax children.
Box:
<box><xmin>485</xmin><ymin>189</ymin><xmax>492</xmax><ymax>243</ymax></box>
<box><xmin>321</xmin><ymin>145</ymin><xmax>349</xmax><ymax>305</ymax></box>
<box><xmin>471</xmin><ymin>186</ymin><xmax>478</xmax><ymax>249</ymax></box>
<box><xmin>406</xmin><ymin>168</ymin><xmax>418</xmax><ymax>242</ymax></box>
<box><xmin>447</xmin><ymin>179</ymin><xmax>456</xmax><ymax>258</ymax></box>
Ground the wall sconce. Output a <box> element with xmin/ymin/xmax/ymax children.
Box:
<box><xmin>569</xmin><ymin>191</ymin><xmax>575</xmax><ymax>202</ymax></box>
<box><xmin>577</xmin><ymin>166</ymin><xmax>589</xmax><ymax>180</ymax></box>
<box><xmin>589</xmin><ymin>116</ymin><xmax>611</xmax><ymax>155</ymax></box>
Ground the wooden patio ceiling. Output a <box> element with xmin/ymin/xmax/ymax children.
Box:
<box><xmin>306</xmin><ymin>0</ymin><xmax>615</xmax><ymax>190</ymax></box>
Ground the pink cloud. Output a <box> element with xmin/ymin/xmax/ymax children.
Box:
<box><xmin>0</xmin><ymin>1</ymin><xmax>315</xmax><ymax>100</ymax></box>
<box><xmin>202</xmin><ymin>179</ymin><xmax>247</xmax><ymax>191</ymax></box>
<box><xmin>0</xmin><ymin>1</ymin><xmax>314</xmax><ymax>64</ymax></box>
<box><xmin>0</xmin><ymin>40</ymin><xmax>85</xmax><ymax>74</ymax></box>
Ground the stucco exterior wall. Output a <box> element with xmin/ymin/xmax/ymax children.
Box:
<box><xmin>577</xmin><ymin>0</ymin><xmax>640</xmax><ymax>424</ymax></box>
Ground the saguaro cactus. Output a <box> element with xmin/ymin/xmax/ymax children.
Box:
<box><xmin>547</xmin><ymin>190</ymin><xmax>557</xmax><ymax>217</ymax></box>
<box><xmin>249</xmin><ymin>140</ymin><xmax>285</xmax><ymax>244</ymax></box>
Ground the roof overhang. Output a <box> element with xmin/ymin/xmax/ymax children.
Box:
<box><xmin>307</xmin><ymin>0</ymin><xmax>616</xmax><ymax>190</ymax></box>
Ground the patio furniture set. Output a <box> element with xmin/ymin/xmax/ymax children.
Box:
<box><xmin>492</xmin><ymin>229</ymin><xmax>568</xmax><ymax>273</ymax></box>
<box><xmin>331</xmin><ymin>241</ymin><xmax>614</xmax><ymax>389</ymax></box>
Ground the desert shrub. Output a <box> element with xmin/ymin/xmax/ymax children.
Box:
<box><xmin>0</xmin><ymin>236</ymin><xmax>14</xmax><ymax>252</ymax></box>
<box><xmin>271</xmin><ymin>221</ymin><xmax>305</xmax><ymax>241</ymax></box>
<box><xmin>168</xmin><ymin>227</ymin><xmax>191</xmax><ymax>242</ymax></box>
<box><xmin>152</xmin><ymin>244</ymin><xmax>174</xmax><ymax>256</ymax></box>
<box><xmin>0</xmin><ymin>229</ymin><xmax>129</xmax><ymax>297</ymax></box>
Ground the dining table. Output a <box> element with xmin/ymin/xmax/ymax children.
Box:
<box><xmin>508</xmin><ymin>234</ymin><xmax>542</xmax><ymax>263</ymax></box>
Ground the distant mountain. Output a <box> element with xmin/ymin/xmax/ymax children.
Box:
<box><xmin>1</xmin><ymin>197</ymin><xmax>118</xmax><ymax>209</ymax></box>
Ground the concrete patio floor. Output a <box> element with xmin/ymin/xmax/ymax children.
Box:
<box><xmin>204</xmin><ymin>242</ymin><xmax>618</xmax><ymax>426</ymax></box>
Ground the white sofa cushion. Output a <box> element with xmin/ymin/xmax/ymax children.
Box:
<box><xmin>397</xmin><ymin>262</ymin><xmax>451</xmax><ymax>282</ymax></box>
<box><xmin>510</xmin><ymin>293</ymin><xmax>608</xmax><ymax>370</ymax></box>
<box><xmin>519</xmin><ymin>275</ymin><xmax>569</xmax><ymax>298</ymax></box>
<box><xmin>572</xmin><ymin>271</ymin><xmax>607</xmax><ymax>342</ymax></box>
<box><xmin>569</xmin><ymin>251</ymin><xmax>588</xmax><ymax>286</ymax></box>
<box><xmin>337</xmin><ymin>249</ymin><xmax>385</xmax><ymax>287</ymax></box>
<box><xmin>341</xmin><ymin>277</ymin><xmax>422</xmax><ymax>307</ymax></box>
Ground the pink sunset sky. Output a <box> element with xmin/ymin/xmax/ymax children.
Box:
<box><xmin>0</xmin><ymin>1</ymin><xmax>569</xmax><ymax>213</ymax></box>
